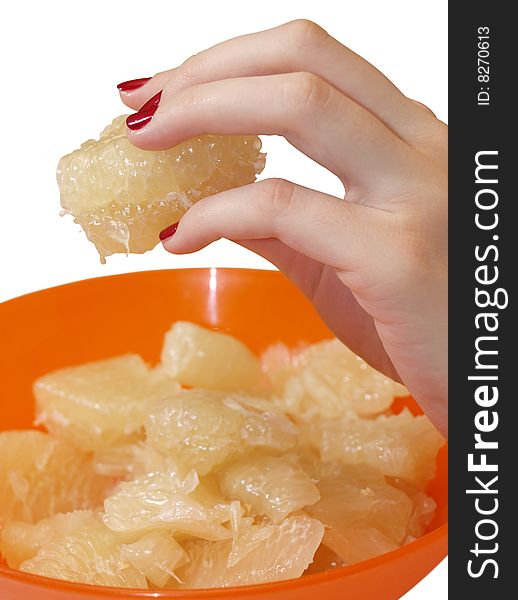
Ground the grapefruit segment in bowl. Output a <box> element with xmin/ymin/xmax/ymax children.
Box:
<box><xmin>306</xmin><ymin>463</ymin><xmax>413</xmax><ymax>546</ymax></box>
<box><xmin>304</xmin><ymin>408</ymin><xmax>444</xmax><ymax>487</ymax></box>
<box><xmin>219</xmin><ymin>455</ymin><xmax>320</xmax><ymax>522</ymax></box>
<box><xmin>19</xmin><ymin>525</ymin><xmax>147</xmax><ymax>588</ymax></box>
<box><xmin>102</xmin><ymin>469</ymin><xmax>232</xmax><ymax>541</ymax></box>
<box><xmin>262</xmin><ymin>339</ymin><xmax>408</xmax><ymax>419</ymax></box>
<box><xmin>177</xmin><ymin>515</ymin><xmax>324</xmax><ymax>588</ymax></box>
<box><xmin>0</xmin><ymin>431</ymin><xmax>110</xmax><ymax>527</ymax></box>
<box><xmin>0</xmin><ymin>312</ymin><xmax>445</xmax><ymax>593</ymax></box>
<box><xmin>0</xmin><ymin>511</ymin><xmax>100</xmax><ymax>569</ymax></box>
<box><xmin>144</xmin><ymin>390</ymin><xmax>297</xmax><ymax>475</ymax></box>
<box><xmin>161</xmin><ymin>321</ymin><xmax>265</xmax><ymax>392</ymax></box>
<box><xmin>119</xmin><ymin>530</ymin><xmax>187</xmax><ymax>588</ymax></box>
<box><xmin>34</xmin><ymin>354</ymin><xmax>180</xmax><ymax>452</ymax></box>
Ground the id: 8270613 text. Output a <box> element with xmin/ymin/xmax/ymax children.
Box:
<box><xmin>477</xmin><ymin>27</ymin><xmax>490</xmax><ymax>106</ymax></box>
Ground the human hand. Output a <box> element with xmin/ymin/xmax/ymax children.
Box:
<box><xmin>118</xmin><ymin>20</ymin><xmax>448</xmax><ymax>437</ymax></box>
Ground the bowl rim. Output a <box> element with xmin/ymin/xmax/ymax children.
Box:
<box><xmin>0</xmin><ymin>267</ymin><xmax>278</xmax><ymax>307</ymax></box>
<box><xmin>0</xmin><ymin>268</ymin><xmax>448</xmax><ymax>596</ymax></box>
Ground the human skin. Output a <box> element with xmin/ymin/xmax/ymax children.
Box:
<box><xmin>118</xmin><ymin>20</ymin><xmax>448</xmax><ymax>437</ymax></box>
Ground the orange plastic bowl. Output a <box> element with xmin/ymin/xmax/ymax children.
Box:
<box><xmin>0</xmin><ymin>269</ymin><xmax>447</xmax><ymax>600</ymax></box>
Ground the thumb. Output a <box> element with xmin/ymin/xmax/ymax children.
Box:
<box><xmin>162</xmin><ymin>178</ymin><xmax>392</xmax><ymax>279</ymax></box>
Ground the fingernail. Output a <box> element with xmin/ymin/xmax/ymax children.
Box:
<box><xmin>159</xmin><ymin>222</ymin><xmax>179</xmax><ymax>241</ymax></box>
<box><xmin>126</xmin><ymin>91</ymin><xmax>162</xmax><ymax>130</ymax></box>
<box><xmin>117</xmin><ymin>77</ymin><xmax>151</xmax><ymax>92</ymax></box>
<box><xmin>126</xmin><ymin>109</ymin><xmax>155</xmax><ymax>130</ymax></box>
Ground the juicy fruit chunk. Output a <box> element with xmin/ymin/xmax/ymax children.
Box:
<box><xmin>0</xmin><ymin>431</ymin><xmax>108</xmax><ymax>526</ymax></box>
<box><xmin>92</xmin><ymin>443</ymin><xmax>144</xmax><ymax>478</ymax></box>
<box><xmin>1</xmin><ymin>511</ymin><xmax>99</xmax><ymax>568</ymax></box>
<box><xmin>307</xmin><ymin>464</ymin><xmax>412</xmax><ymax>544</ymax></box>
<box><xmin>57</xmin><ymin>116</ymin><xmax>266</xmax><ymax>261</ymax></box>
<box><xmin>305</xmin><ymin>409</ymin><xmax>444</xmax><ymax>487</ymax></box>
<box><xmin>219</xmin><ymin>455</ymin><xmax>320</xmax><ymax>522</ymax></box>
<box><xmin>1</xmin><ymin>325</ymin><xmax>444</xmax><ymax>590</ymax></box>
<box><xmin>145</xmin><ymin>391</ymin><xmax>296</xmax><ymax>475</ymax></box>
<box><xmin>177</xmin><ymin>515</ymin><xmax>324</xmax><ymax>588</ymax></box>
<box><xmin>34</xmin><ymin>355</ymin><xmax>180</xmax><ymax>451</ymax></box>
<box><xmin>262</xmin><ymin>340</ymin><xmax>407</xmax><ymax>419</ymax></box>
<box><xmin>20</xmin><ymin>526</ymin><xmax>147</xmax><ymax>588</ymax></box>
<box><xmin>120</xmin><ymin>531</ymin><xmax>187</xmax><ymax>588</ymax></box>
<box><xmin>226</xmin><ymin>521</ymin><xmax>275</xmax><ymax>568</ymax></box>
<box><xmin>161</xmin><ymin>322</ymin><xmax>264</xmax><ymax>392</ymax></box>
<box><xmin>145</xmin><ymin>391</ymin><xmax>243</xmax><ymax>475</ymax></box>
<box><xmin>225</xmin><ymin>395</ymin><xmax>298</xmax><ymax>453</ymax></box>
<box><xmin>323</xmin><ymin>527</ymin><xmax>398</xmax><ymax>565</ymax></box>
<box><xmin>306</xmin><ymin>464</ymin><xmax>415</xmax><ymax>564</ymax></box>
<box><xmin>102</xmin><ymin>469</ymin><xmax>231</xmax><ymax>540</ymax></box>
<box><xmin>388</xmin><ymin>477</ymin><xmax>437</xmax><ymax>542</ymax></box>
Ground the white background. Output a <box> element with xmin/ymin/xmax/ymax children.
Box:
<box><xmin>0</xmin><ymin>0</ymin><xmax>447</xmax><ymax>596</ymax></box>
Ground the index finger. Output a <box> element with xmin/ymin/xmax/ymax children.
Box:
<box><xmin>120</xmin><ymin>20</ymin><xmax>433</xmax><ymax>144</ymax></box>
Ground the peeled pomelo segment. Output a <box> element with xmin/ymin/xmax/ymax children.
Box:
<box><xmin>0</xmin><ymin>510</ymin><xmax>99</xmax><ymax>569</ymax></box>
<box><xmin>191</xmin><ymin>474</ymin><xmax>230</xmax><ymax>509</ymax></box>
<box><xmin>102</xmin><ymin>470</ymin><xmax>232</xmax><ymax>541</ymax></box>
<box><xmin>219</xmin><ymin>455</ymin><xmax>320</xmax><ymax>522</ymax></box>
<box><xmin>145</xmin><ymin>391</ymin><xmax>296</xmax><ymax>475</ymax></box>
<box><xmin>306</xmin><ymin>408</ymin><xmax>444</xmax><ymax>487</ymax></box>
<box><xmin>177</xmin><ymin>515</ymin><xmax>324</xmax><ymax>588</ymax></box>
<box><xmin>145</xmin><ymin>391</ymin><xmax>243</xmax><ymax>475</ymax></box>
<box><xmin>161</xmin><ymin>322</ymin><xmax>264</xmax><ymax>392</ymax></box>
<box><xmin>224</xmin><ymin>395</ymin><xmax>298</xmax><ymax>453</ymax></box>
<box><xmin>388</xmin><ymin>477</ymin><xmax>437</xmax><ymax>541</ymax></box>
<box><xmin>306</xmin><ymin>463</ymin><xmax>412</xmax><ymax>545</ymax></box>
<box><xmin>92</xmin><ymin>443</ymin><xmax>144</xmax><ymax>479</ymax></box>
<box><xmin>0</xmin><ymin>431</ymin><xmax>110</xmax><ymax>527</ymax></box>
<box><xmin>227</xmin><ymin>523</ymin><xmax>275</xmax><ymax>568</ymax></box>
<box><xmin>57</xmin><ymin>115</ymin><xmax>266</xmax><ymax>262</ymax></box>
<box><xmin>323</xmin><ymin>527</ymin><xmax>398</xmax><ymax>565</ymax></box>
<box><xmin>34</xmin><ymin>354</ymin><xmax>180</xmax><ymax>452</ymax></box>
<box><xmin>405</xmin><ymin>492</ymin><xmax>436</xmax><ymax>542</ymax></box>
<box><xmin>262</xmin><ymin>340</ymin><xmax>407</xmax><ymax>419</ymax></box>
<box><xmin>20</xmin><ymin>525</ymin><xmax>147</xmax><ymax>588</ymax></box>
<box><xmin>120</xmin><ymin>531</ymin><xmax>187</xmax><ymax>588</ymax></box>
<box><xmin>92</xmin><ymin>441</ymin><xmax>179</xmax><ymax>479</ymax></box>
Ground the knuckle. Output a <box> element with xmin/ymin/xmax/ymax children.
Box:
<box><xmin>176</xmin><ymin>54</ymin><xmax>206</xmax><ymax>85</ymax></box>
<box><xmin>286</xmin><ymin>19</ymin><xmax>329</xmax><ymax>50</ymax></box>
<box><xmin>395</xmin><ymin>209</ymin><xmax>447</xmax><ymax>279</ymax></box>
<box><xmin>285</xmin><ymin>72</ymin><xmax>331</xmax><ymax>115</ymax></box>
<box><xmin>410</xmin><ymin>98</ymin><xmax>437</xmax><ymax>119</ymax></box>
<box><xmin>259</xmin><ymin>178</ymin><xmax>296</xmax><ymax>219</ymax></box>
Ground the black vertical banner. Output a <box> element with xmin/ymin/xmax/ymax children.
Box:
<box><xmin>449</xmin><ymin>2</ymin><xmax>514</xmax><ymax>596</ymax></box>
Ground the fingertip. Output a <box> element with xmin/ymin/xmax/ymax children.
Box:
<box><xmin>162</xmin><ymin>238</ymin><xmax>192</xmax><ymax>255</ymax></box>
<box><xmin>160</xmin><ymin>221</ymin><xmax>185</xmax><ymax>254</ymax></box>
<box><xmin>161</xmin><ymin>236</ymin><xmax>180</xmax><ymax>253</ymax></box>
<box><xmin>125</xmin><ymin>125</ymin><xmax>145</xmax><ymax>146</ymax></box>
<box><xmin>117</xmin><ymin>77</ymin><xmax>154</xmax><ymax>110</ymax></box>
<box><xmin>119</xmin><ymin>92</ymin><xmax>146</xmax><ymax>111</ymax></box>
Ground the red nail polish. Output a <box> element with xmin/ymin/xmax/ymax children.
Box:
<box><xmin>139</xmin><ymin>91</ymin><xmax>162</xmax><ymax>111</ymax></box>
<box><xmin>126</xmin><ymin>109</ymin><xmax>154</xmax><ymax>130</ymax></box>
<box><xmin>159</xmin><ymin>222</ymin><xmax>179</xmax><ymax>241</ymax></box>
<box><xmin>117</xmin><ymin>77</ymin><xmax>151</xmax><ymax>92</ymax></box>
<box><xmin>126</xmin><ymin>91</ymin><xmax>162</xmax><ymax>130</ymax></box>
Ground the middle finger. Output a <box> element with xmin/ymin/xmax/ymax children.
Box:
<box><xmin>127</xmin><ymin>73</ymin><xmax>415</xmax><ymax>190</ymax></box>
